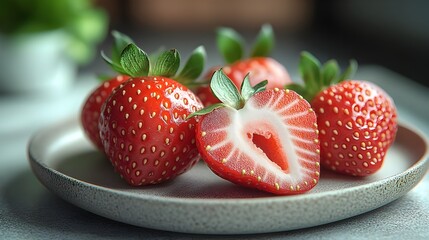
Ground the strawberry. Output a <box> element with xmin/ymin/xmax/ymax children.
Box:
<box><xmin>98</xmin><ymin>33</ymin><xmax>206</xmax><ymax>186</ymax></box>
<box><xmin>189</xmin><ymin>70</ymin><xmax>320</xmax><ymax>195</ymax></box>
<box><xmin>81</xmin><ymin>31</ymin><xmax>134</xmax><ymax>149</ymax></box>
<box><xmin>195</xmin><ymin>24</ymin><xmax>292</xmax><ymax>106</ymax></box>
<box><xmin>287</xmin><ymin>52</ymin><xmax>398</xmax><ymax>176</ymax></box>
<box><xmin>81</xmin><ymin>75</ymin><xmax>130</xmax><ymax>149</ymax></box>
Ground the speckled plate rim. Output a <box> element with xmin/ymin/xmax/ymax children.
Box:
<box><xmin>28</xmin><ymin>118</ymin><xmax>429</xmax><ymax>234</ymax></box>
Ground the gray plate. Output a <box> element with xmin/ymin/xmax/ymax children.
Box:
<box><xmin>28</xmin><ymin>118</ymin><xmax>429</xmax><ymax>235</ymax></box>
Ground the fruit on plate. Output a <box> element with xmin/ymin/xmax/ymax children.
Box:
<box><xmin>81</xmin><ymin>75</ymin><xmax>130</xmax><ymax>149</ymax></box>
<box><xmin>189</xmin><ymin>69</ymin><xmax>320</xmax><ymax>195</ymax></box>
<box><xmin>195</xmin><ymin>24</ymin><xmax>292</xmax><ymax>106</ymax></box>
<box><xmin>81</xmin><ymin>31</ymin><xmax>134</xmax><ymax>149</ymax></box>
<box><xmin>287</xmin><ymin>52</ymin><xmax>398</xmax><ymax>176</ymax></box>
<box><xmin>98</xmin><ymin>35</ymin><xmax>206</xmax><ymax>186</ymax></box>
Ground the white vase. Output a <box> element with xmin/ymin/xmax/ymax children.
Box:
<box><xmin>0</xmin><ymin>29</ymin><xmax>76</xmax><ymax>95</ymax></box>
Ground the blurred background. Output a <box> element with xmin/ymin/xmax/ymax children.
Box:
<box><xmin>92</xmin><ymin>0</ymin><xmax>429</xmax><ymax>87</ymax></box>
<box><xmin>1</xmin><ymin>0</ymin><xmax>428</xmax><ymax>93</ymax></box>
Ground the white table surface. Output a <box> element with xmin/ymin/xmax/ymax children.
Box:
<box><xmin>1</xmin><ymin>65</ymin><xmax>428</xmax><ymax>239</ymax></box>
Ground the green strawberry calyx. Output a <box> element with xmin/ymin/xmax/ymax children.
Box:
<box><xmin>286</xmin><ymin>51</ymin><xmax>358</xmax><ymax>102</ymax></box>
<box><xmin>101</xmin><ymin>30</ymin><xmax>206</xmax><ymax>86</ymax></box>
<box><xmin>188</xmin><ymin>69</ymin><xmax>268</xmax><ymax>118</ymax></box>
<box><xmin>217</xmin><ymin>24</ymin><xmax>274</xmax><ymax>64</ymax></box>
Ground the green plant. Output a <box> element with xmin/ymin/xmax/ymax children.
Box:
<box><xmin>0</xmin><ymin>0</ymin><xmax>108</xmax><ymax>64</ymax></box>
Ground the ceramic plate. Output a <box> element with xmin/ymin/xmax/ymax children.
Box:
<box><xmin>28</xmin><ymin>118</ymin><xmax>429</xmax><ymax>235</ymax></box>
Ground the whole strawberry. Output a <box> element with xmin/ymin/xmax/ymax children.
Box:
<box><xmin>288</xmin><ymin>52</ymin><xmax>398</xmax><ymax>176</ymax></box>
<box><xmin>99</xmin><ymin>36</ymin><xmax>206</xmax><ymax>186</ymax></box>
<box><xmin>189</xmin><ymin>70</ymin><xmax>320</xmax><ymax>195</ymax></box>
<box><xmin>195</xmin><ymin>24</ymin><xmax>292</xmax><ymax>106</ymax></box>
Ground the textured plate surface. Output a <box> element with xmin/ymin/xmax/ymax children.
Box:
<box><xmin>28</xmin><ymin>118</ymin><xmax>429</xmax><ymax>235</ymax></box>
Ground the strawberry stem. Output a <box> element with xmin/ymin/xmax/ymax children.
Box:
<box><xmin>217</xmin><ymin>27</ymin><xmax>245</xmax><ymax>64</ymax></box>
<box><xmin>250</xmin><ymin>24</ymin><xmax>274</xmax><ymax>58</ymax></box>
<box><xmin>211</xmin><ymin>69</ymin><xmax>243</xmax><ymax>109</ymax></box>
<box><xmin>176</xmin><ymin>46</ymin><xmax>206</xmax><ymax>85</ymax></box>
<box><xmin>240</xmin><ymin>75</ymin><xmax>268</xmax><ymax>101</ymax></box>
<box><xmin>216</xmin><ymin>24</ymin><xmax>275</xmax><ymax>64</ymax></box>
<box><xmin>101</xmin><ymin>30</ymin><xmax>206</xmax><ymax>86</ymax></box>
<box><xmin>187</xmin><ymin>69</ymin><xmax>268</xmax><ymax>118</ymax></box>
<box><xmin>286</xmin><ymin>51</ymin><xmax>358</xmax><ymax>102</ymax></box>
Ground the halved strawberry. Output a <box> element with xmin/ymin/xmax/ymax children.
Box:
<box><xmin>288</xmin><ymin>52</ymin><xmax>398</xmax><ymax>176</ymax></box>
<box><xmin>195</xmin><ymin>25</ymin><xmax>292</xmax><ymax>106</ymax></box>
<box><xmin>189</xmin><ymin>70</ymin><xmax>320</xmax><ymax>195</ymax></box>
<box><xmin>98</xmin><ymin>33</ymin><xmax>205</xmax><ymax>186</ymax></box>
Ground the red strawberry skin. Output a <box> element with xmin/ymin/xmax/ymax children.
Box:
<box><xmin>81</xmin><ymin>75</ymin><xmax>130</xmax><ymax>150</ymax></box>
<box><xmin>99</xmin><ymin>76</ymin><xmax>203</xmax><ymax>186</ymax></box>
<box><xmin>195</xmin><ymin>88</ymin><xmax>320</xmax><ymax>195</ymax></box>
<box><xmin>226</xmin><ymin>57</ymin><xmax>291</xmax><ymax>89</ymax></box>
<box><xmin>311</xmin><ymin>80</ymin><xmax>398</xmax><ymax>176</ymax></box>
<box><xmin>196</xmin><ymin>58</ymin><xmax>292</xmax><ymax>106</ymax></box>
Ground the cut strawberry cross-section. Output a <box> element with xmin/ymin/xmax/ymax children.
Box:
<box><xmin>189</xmin><ymin>70</ymin><xmax>320</xmax><ymax>195</ymax></box>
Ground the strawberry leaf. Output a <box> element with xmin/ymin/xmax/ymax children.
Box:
<box><xmin>187</xmin><ymin>69</ymin><xmax>270</xmax><ymax>119</ymax></box>
<box><xmin>250</xmin><ymin>24</ymin><xmax>274</xmax><ymax>58</ymax></box>
<box><xmin>217</xmin><ymin>27</ymin><xmax>244</xmax><ymax>64</ymax></box>
<box><xmin>176</xmin><ymin>46</ymin><xmax>206</xmax><ymax>84</ymax></box>
<box><xmin>240</xmin><ymin>74</ymin><xmax>268</xmax><ymax>101</ymax></box>
<box><xmin>240</xmin><ymin>74</ymin><xmax>254</xmax><ymax>101</ymax></box>
<box><xmin>253</xmin><ymin>80</ymin><xmax>269</xmax><ymax>94</ymax></box>
<box><xmin>337</xmin><ymin>59</ymin><xmax>358</xmax><ymax>83</ymax></box>
<box><xmin>101</xmin><ymin>51</ymin><xmax>128</xmax><ymax>75</ymax></box>
<box><xmin>111</xmin><ymin>30</ymin><xmax>134</xmax><ymax>63</ymax></box>
<box><xmin>289</xmin><ymin>51</ymin><xmax>358</xmax><ymax>102</ymax></box>
<box><xmin>299</xmin><ymin>51</ymin><xmax>321</xmax><ymax>92</ymax></box>
<box><xmin>151</xmin><ymin>49</ymin><xmax>181</xmax><ymax>77</ymax></box>
<box><xmin>211</xmin><ymin>69</ymin><xmax>243</xmax><ymax>109</ymax></box>
<box><xmin>187</xmin><ymin>103</ymin><xmax>227</xmax><ymax>119</ymax></box>
<box><xmin>101</xmin><ymin>31</ymin><xmax>134</xmax><ymax>75</ymax></box>
<box><xmin>101</xmin><ymin>31</ymin><xmax>206</xmax><ymax>83</ymax></box>
<box><xmin>322</xmin><ymin>59</ymin><xmax>339</xmax><ymax>86</ymax></box>
<box><xmin>149</xmin><ymin>46</ymin><xmax>166</xmax><ymax>66</ymax></box>
<box><xmin>119</xmin><ymin>43</ymin><xmax>150</xmax><ymax>77</ymax></box>
<box><xmin>286</xmin><ymin>83</ymin><xmax>311</xmax><ymax>101</ymax></box>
